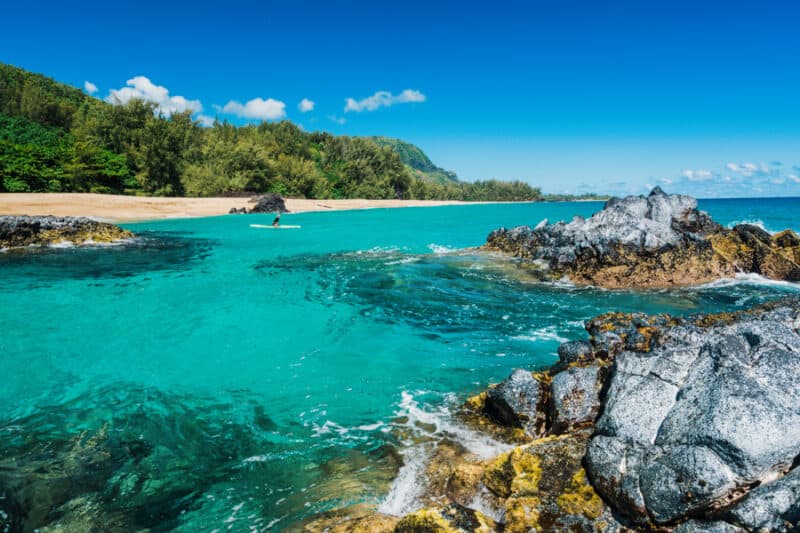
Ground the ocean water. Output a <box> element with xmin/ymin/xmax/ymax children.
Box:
<box><xmin>1</xmin><ymin>198</ymin><xmax>799</xmax><ymax>531</ymax></box>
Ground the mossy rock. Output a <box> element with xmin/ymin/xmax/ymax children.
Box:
<box><xmin>483</xmin><ymin>432</ymin><xmax>612</xmax><ymax>531</ymax></box>
<box><xmin>395</xmin><ymin>504</ymin><xmax>496</xmax><ymax>533</ymax></box>
<box><xmin>457</xmin><ymin>391</ymin><xmax>533</xmax><ymax>445</ymax></box>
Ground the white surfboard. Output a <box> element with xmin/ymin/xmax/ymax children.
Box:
<box><xmin>250</xmin><ymin>224</ymin><xmax>302</xmax><ymax>229</ymax></box>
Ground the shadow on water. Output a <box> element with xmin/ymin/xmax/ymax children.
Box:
<box><xmin>0</xmin><ymin>384</ymin><xmax>400</xmax><ymax>532</ymax></box>
<box><xmin>0</xmin><ymin>232</ymin><xmax>216</xmax><ymax>287</ymax></box>
<box><xmin>255</xmin><ymin>249</ymin><xmax>800</xmax><ymax>344</ymax></box>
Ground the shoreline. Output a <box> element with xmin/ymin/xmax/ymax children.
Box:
<box><xmin>0</xmin><ymin>193</ymin><xmax>513</xmax><ymax>223</ymax></box>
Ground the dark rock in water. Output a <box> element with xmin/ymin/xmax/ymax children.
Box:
<box><xmin>483</xmin><ymin>187</ymin><xmax>800</xmax><ymax>288</ymax></box>
<box><xmin>249</xmin><ymin>193</ymin><xmax>288</xmax><ymax>214</ymax></box>
<box><xmin>484</xmin><ymin>369</ymin><xmax>548</xmax><ymax>438</ymax></box>
<box><xmin>228</xmin><ymin>207</ymin><xmax>248</xmax><ymax>214</ymax></box>
<box><xmin>0</xmin><ymin>215</ymin><xmax>133</xmax><ymax>248</ymax></box>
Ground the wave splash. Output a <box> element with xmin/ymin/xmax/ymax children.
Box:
<box><xmin>378</xmin><ymin>390</ymin><xmax>511</xmax><ymax>517</ymax></box>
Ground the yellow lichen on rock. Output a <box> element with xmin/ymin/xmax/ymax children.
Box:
<box><xmin>503</xmin><ymin>496</ymin><xmax>542</xmax><ymax>533</ymax></box>
<box><xmin>555</xmin><ymin>468</ymin><xmax>604</xmax><ymax>520</ymax></box>
<box><xmin>483</xmin><ymin>443</ymin><xmax>543</xmax><ymax>498</ymax></box>
<box><xmin>394</xmin><ymin>505</ymin><xmax>496</xmax><ymax>533</ymax></box>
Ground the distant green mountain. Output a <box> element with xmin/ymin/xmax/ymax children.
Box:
<box><xmin>370</xmin><ymin>136</ymin><xmax>459</xmax><ymax>185</ymax></box>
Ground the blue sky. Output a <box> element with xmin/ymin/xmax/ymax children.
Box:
<box><xmin>3</xmin><ymin>0</ymin><xmax>800</xmax><ymax>197</ymax></box>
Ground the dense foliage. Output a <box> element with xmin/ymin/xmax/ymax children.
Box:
<box><xmin>0</xmin><ymin>63</ymin><xmax>542</xmax><ymax>200</ymax></box>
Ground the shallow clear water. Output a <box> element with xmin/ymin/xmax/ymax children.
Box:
<box><xmin>1</xmin><ymin>198</ymin><xmax>798</xmax><ymax>531</ymax></box>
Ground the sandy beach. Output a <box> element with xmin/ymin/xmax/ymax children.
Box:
<box><xmin>0</xmin><ymin>193</ymin><xmax>490</xmax><ymax>222</ymax></box>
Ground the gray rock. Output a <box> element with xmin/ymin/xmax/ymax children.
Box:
<box><xmin>483</xmin><ymin>369</ymin><xmax>547</xmax><ymax>437</ymax></box>
<box><xmin>487</xmin><ymin>187</ymin><xmax>716</xmax><ymax>267</ymax></box>
<box><xmin>673</xmin><ymin>520</ymin><xmax>745</xmax><ymax>533</ymax></box>
<box><xmin>585</xmin><ymin>302</ymin><xmax>800</xmax><ymax>526</ymax></box>
<box><xmin>725</xmin><ymin>467</ymin><xmax>800</xmax><ymax>532</ymax></box>
<box><xmin>549</xmin><ymin>364</ymin><xmax>601</xmax><ymax>433</ymax></box>
<box><xmin>554</xmin><ymin>339</ymin><xmax>595</xmax><ymax>370</ymax></box>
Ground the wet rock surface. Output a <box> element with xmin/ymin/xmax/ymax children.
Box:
<box><xmin>310</xmin><ymin>298</ymin><xmax>800</xmax><ymax>532</ymax></box>
<box><xmin>484</xmin><ymin>187</ymin><xmax>800</xmax><ymax>288</ymax></box>
<box><xmin>0</xmin><ymin>215</ymin><xmax>133</xmax><ymax>248</ymax></box>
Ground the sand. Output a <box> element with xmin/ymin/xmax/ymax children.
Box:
<box><xmin>0</xmin><ymin>193</ymin><xmax>492</xmax><ymax>222</ymax></box>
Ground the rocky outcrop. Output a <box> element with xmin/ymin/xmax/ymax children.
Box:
<box><xmin>484</xmin><ymin>187</ymin><xmax>800</xmax><ymax>288</ymax></box>
<box><xmin>309</xmin><ymin>298</ymin><xmax>800</xmax><ymax>532</ymax></box>
<box><xmin>248</xmin><ymin>193</ymin><xmax>288</xmax><ymax>214</ymax></box>
<box><xmin>0</xmin><ymin>215</ymin><xmax>133</xmax><ymax>248</ymax></box>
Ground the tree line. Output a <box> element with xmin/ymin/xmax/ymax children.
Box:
<box><xmin>0</xmin><ymin>63</ymin><xmax>542</xmax><ymax>201</ymax></box>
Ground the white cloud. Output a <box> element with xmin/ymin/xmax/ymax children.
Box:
<box><xmin>222</xmin><ymin>97</ymin><xmax>286</xmax><ymax>121</ymax></box>
<box><xmin>680</xmin><ymin>169</ymin><xmax>715</xmax><ymax>182</ymax></box>
<box><xmin>328</xmin><ymin>115</ymin><xmax>346</xmax><ymax>125</ymax></box>
<box><xmin>298</xmin><ymin>98</ymin><xmax>315</xmax><ymax>112</ymax></box>
<box><xmin>344</xmin><ymin>89</ymin><xmax>426</xmax><ymax>112</ymax></box>
<box><xmin>659</xmin><ymin>177</ymin><xmax>673</xmax><ymax>185</ymax></box>
<box><xmin>196</xmin><ymin>114</ymin><xmax>216</xmax><ymax>127</ymax></box>
<box><xmin>84</xmin><ymin>81</ymin><xmax>98</xmax><ymax>94</ymax></box>
<box><xmin>106</xmin><ymin>76</ymin><xmax>202</xmax><ymax>116</ymax></box>
<box><xmin>726</xmin><ymin>162</ymin><xmax>770</xmax><ymax>177</ymax></box>
<box><xmin>788</xmin><ymin>174</ymin><xmax>800</xmax><ymax>184</ymax></box>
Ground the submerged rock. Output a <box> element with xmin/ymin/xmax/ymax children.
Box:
<box><xmin>484</xmin><ymin>187</ymin><xmax>800</xmax><ymax>288</ymax></box>
<box><xmin>0</xmin><ymin>215</ymin><xmax>133</xmax><ymax>248</ymax></box>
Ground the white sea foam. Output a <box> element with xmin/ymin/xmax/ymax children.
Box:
<box><xmin>428</xmin><ymin>243</ymin><xmax>459</xmax><ymax>254</ymax></box>
<box><xmin>726</xmin><ymin>219</ymin><xmax>776</xmax><ymax>234</ymax></box>
<box><xmin>512</xmin><ymin>325</ymin><xmax>569</xmax><ymax>344</ymax></box>
<box><xmin>694</xmin><ymin>272</ymin><xmax>800</xmax><ymax>291</ymax></box>
<box><xmin>385</xmin><ymin>256</ymin><xmax>420</xmax><ymax>265</ymax></box>
<box><xmin>377</xmin><ymin>440</ymin><xmax>430</xmax><ymax>516</ymax></box>
<box><xmin>48</xmin><ymin>240</ymin><xmax>75</xmax><ymax>249</ymax></box>
<box><xmin>378</xmin><ymin>390</ymin><xmax>512</xmax><ymax>517</ymax></box>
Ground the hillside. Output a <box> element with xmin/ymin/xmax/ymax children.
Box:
<box><xmin>369</xmin><ymin>136</ymin><xmax>458</xmax><ymax>185</ymax></box>
<box><xmin>0</xmin><ymin>62</ymin><xmax>541</xmax><ymax>201</ymax></box>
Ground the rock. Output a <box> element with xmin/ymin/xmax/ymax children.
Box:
<box><xmin>302</xmin><ymin>504</ymin><xmax>399</xmax><ymax>532</ymax></box>
<box><xmin>483</xmin><ymin>369</ymin><xmax>548</xmax><ymax>438</ymax></box>
<box><xmin>458</xmin><ymin>392</ymin><xmax>533</xmax><ymax>444</ymax></box>
<box><xmin>673</xmin><ymin>520</ymin><xmax>745</xmax><ymax>533</ymax></box>
<box><xmin>422</xmin><ymin>441</ymin><xmax>486</xmax><ymax>507</ymax></box>
<box><xmin>228</xmin><ymin>207</ymin><xmax>248</xmax><ymax>214</ymax></box>
<box><xmin>0</xmin><ymin>215</ymin><xmax>133</xmax><ymax>248</ymax></box>
<box><xmin>724</xmin><ymin>466</ymin><xmax>800</xmax><ymax>532</ymax></box>
<box><xmin>483</xmin><ymin>187</ymin><xmax>800</xmax><ymax>288</ymax></box>
<box><xmin>482</xmin><ymin>432</ymin><xmax>622</xmax><ymax>532</ymax></box>
<box><xmin>553</xmin><ymin>339</ymin><xmax>595</xmax><ymax>371</ymax></box>
<box><xmin>585</xmin><ymin>299</ymin><xmax>800</xmax><ymax>526</ymax></box>
<box><xmin>549</xmin><ymin>364</ymin><xmax>603</xmax><ymax>433</ymax></box>
<box><xmin>394</xmin><ymin>503</ymin><xmax>497</xmax><ymax>533</ymax></box>
<box><xmin>249</xmin><ymin>193</ymin><xmax>288</xmax><ymax>214</ymax></box>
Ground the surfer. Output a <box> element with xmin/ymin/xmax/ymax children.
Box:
<box><xmin>272</xmin><ymin>212</ymin><xmax>281</xmax><ymax>227</ymax></box>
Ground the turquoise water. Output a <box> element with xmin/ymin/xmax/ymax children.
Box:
<box><xmin>1</xmin><ymin>198</ymin><xmax>799</xmax><ymax>531</ymax></box>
